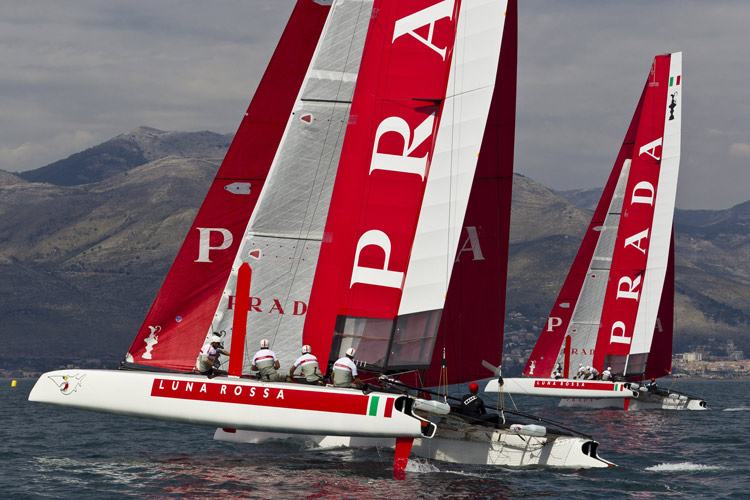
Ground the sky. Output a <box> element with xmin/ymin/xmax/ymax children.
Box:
<box><xmin>1</xmin><ymin>0</ymin><xmax>748</xmax><ymax>210</ymax></box>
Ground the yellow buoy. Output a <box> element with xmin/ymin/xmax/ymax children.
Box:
<box><xmin>11</xmin><ymin>380</ymin><xmax>17</xmax><ymax>387</ymax></box>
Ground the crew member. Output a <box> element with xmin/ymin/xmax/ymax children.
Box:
<box><xmin>289</xmin><ymin>345</ymin><xmax>323</xmax><ymax>385</ymax></box>
<box><xmin>252</xmin><ymin>339</ymin><xmax>284</xmax><ymax>382</ymax></box>
<box><xmin>586</xmin><ymin>366</ymin><xmax>600</xmax><ymax>380</ymax></box>
<box><xmin>332</xmin><ymin>348</ymin><xmax>364</xmax><ymax>388</ymax></box>
<box><xmin>601</xmin><ymin>366</ymin><xmax>613</xmax><ymax>381</ymax></box>
<box><xmin>574</xmin><ymin>363</ymin><xmax>586</xmax><ymax>379</ymax></box>
<box><xmin>552</xmin><ymin>363</ymin><xmax>562</xmax><ymax>379</ymax></box>
<box><xmin>460</xmin><ymin>382</ymin><xmax>500</xmax><ymax>425</ymax></box>
<box><xmin>195</xmin><ymin>334</ymin><xmax>230</xmax><ymax>377</ymax></box>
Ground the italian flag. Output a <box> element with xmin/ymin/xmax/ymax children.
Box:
<box><xmin>670</xmin><ymin>75</ymin><xmax>681</xmax><ymax>87</ymax></box>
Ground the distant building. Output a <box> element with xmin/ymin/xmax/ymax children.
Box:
<box><xmin>675</xmin><ymin>352</ymin><xmax>702</xmax><ymax>362</ymax></box>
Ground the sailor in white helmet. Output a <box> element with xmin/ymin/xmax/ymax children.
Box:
<box><xmin>601</xmin><ymin>366</ymin><xmax>613</xmax><ymax>381</ymax></box>
<box><xmin>195</xmin><ymin>334</ymin><xmax>230</xmax><ymax>378</ymax></box>
<box><xmin>251</xmin><ymin>339</ymin><xmax>284</xmax><ymax>382</ymax></box>
<box><xmin>289</xmin><ymin>345</ymin><xmax>323</xmax><ymax>385</ymax></box>
<box><xmin>586</xmin><ymin>366</ymin><xmax>600</xmax><ymax>380</ymax></box>
<box><xmin>332</xmin><ymin>348</ymin><xmax>364</xmax><ymax>388</ymax></box>
<box><xmin>574</xmin><ymin>363</ymin><xmax>586</xmax><ymax>379</ymax></box>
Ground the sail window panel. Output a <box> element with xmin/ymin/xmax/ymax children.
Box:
<box><xmin>604</xmin><ymin>354</ymin><xmax>628</xmax><ymax>375</ymax></box>
<box><xmin>331</xmin><ymin>316</ymin><xmax>394</xmax><ymax>371</ymax></box>
<box><xmin>251</xmin><ymin>102</ymin><xmax>349</xmax><ymax>239</ymax></box>
<box><xmin>213</xmin><ymin>238</ymin><xmax>321</xmax><ymax>372</ymax></box>
<box><xmin>388</xmin><ymin>310</ymin><xmax>441</xmax><ymax>370</ymax></box>
<box><xmin>302</xmin><ymin>0</ymin><xmax>372</xmax><ymax>103</ymax></box>
<box><xmin>624</xmin><ymin>353</ymin><xmax>648</xmax><ymax>376</ymax></box>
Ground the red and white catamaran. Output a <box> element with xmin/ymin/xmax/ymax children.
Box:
<box><xmin>495</xmin><ymin>52</ymin><xmax>706</xmax><ymax>411</ymax></box>
<box><xmin>29</xmin><ymin>0</ymin><xmax>613</xmax><ymax>470</ymax></box>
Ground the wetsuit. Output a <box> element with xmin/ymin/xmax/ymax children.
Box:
<box><xmin>460</xmin><ymin>392</ymin><xmax>500</xmax><ymax>425</ymax></box>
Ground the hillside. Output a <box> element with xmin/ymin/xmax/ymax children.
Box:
<box><xmin>1</xmin><ymin>131</ymin><xmax>748</xmax><ymax>372</ymax></box>
<box><xmin>17</xmin><ymin>127</ymin><xmax>231</xmax><ymax>186</ymax></box>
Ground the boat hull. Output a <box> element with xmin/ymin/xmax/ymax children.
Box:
<box><xmin>486</xmin><ymin>377</ymin><xmax>637</xmax><ymax>398</ymax></box>
<box><xmin>560</xmin><ymin>392</ymin><xmax>708</xmax><ymax>411</ymax></box>
<box><xmin>28</xmin><ymin>370</ymin><xmax>426</xmax><ymax>437</ymax></box>
<box><xmin>214</xmin><ymin>422</ymin><xmax>614</xmax><ymax>469</ymax></box>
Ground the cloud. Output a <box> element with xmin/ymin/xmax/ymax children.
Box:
<box><xmin>729</xmin><ymin>143</ymin><xmax>750</xmax><ymax>157</ymax></box>
<box><xmin>0</xmin><ymin>131</ymin><xmax>97</xmax><ymax>172</ymax></box>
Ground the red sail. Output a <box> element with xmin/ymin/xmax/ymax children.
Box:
<box><xmin>304</xmin><ymin>0</ymin><xmax>462</xmax><ymax>372</ymax></box>
<box><xmin>126</xmin><ymin>0</ymin><xmax>330</xmax><ymax>370</ymax></box>
<box><xmin>523</xmin><ymin>78</ymin><xmax>648</xmax><ymax>378</ymax></box>
<box><xmin>594</xmin><ymin>55</ymin><xmax>672</xmax><ymax>371</ymax></box>
<box><xmin>643</xmin><ymin>232</ymin><xmax>674</xmax><ymax>379</ymax></box>
<box><xmin>422</xmin><ymin>0</ymin><xmax>517</xmax><ymax>386</ymax></box>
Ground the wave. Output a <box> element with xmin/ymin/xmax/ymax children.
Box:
<box><xmin>646</xmin><ymin>462</ymin><xmax>726</xmax><ymax>472</ymax></box>
<box><xmin>722</xmin><ymin>407</ymin><xmax>750</xmax><ymax>412</ymax></box>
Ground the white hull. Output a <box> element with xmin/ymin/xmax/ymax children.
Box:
<box><xmin>28</xmin><ymin>370</ymin><xmax>429</xmax><ymax>437</ymax></box>
<box><xmin>486</xmin><ymin>378</ymin><xmax>637</xmax><ymax>398</ymax></box>
<box><xmin>560</xmin><ymin>392</ymin><xmax>708</xmax><ymax>411</ymax></box>
<box><xmin>214</xmin><ymin>419</ymin><xmax>614</xmax><ymax>469</ymax></box>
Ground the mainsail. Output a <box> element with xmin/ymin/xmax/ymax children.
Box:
<box><xmin>304</xmin><ymin>0</ymin><xmax>514</xmax><ymax>384</ymax></box>
<box><xmin>523</xmin><ymin>53</ymin><xmax>682</xmax><ymax>379</ymax></box>
<box><xmin>199</xmin><ymin>0</ymin><xmax>515</xmax><ymax>383</ymax></box>
<box><xmin>127</xmin><ymin>0</ymin><xmax>515</xmax><ymax>385</ymax></box>
<box><xmin>125</xmin><ymin>0</ymin><xmax>332</xmax><ymax>371</ymax></box>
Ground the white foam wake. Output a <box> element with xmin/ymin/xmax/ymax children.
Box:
<box><xmin>405</xmin><ymin>458</ymin><xmax>440</xmax><ymax>473</ymax></box>
<box><xmin>722</xmin><ymin>407</ymin><xmax>750</xmax><ymax>412</ymax></box>
<box><xmin>646</xmin><ymin>462</ymin><xmax>725</xmax><ymax>472</ymax></box>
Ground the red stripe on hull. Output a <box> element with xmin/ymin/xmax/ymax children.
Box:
<box><xmin>533</xmin><ymin>380</ymin><xmax>619</xmax><ymax>392</ymax></box>
<box><xmin>151</xmin><ymin>379</ymin><xmax>370</xmax><ymax>415</ymax></box>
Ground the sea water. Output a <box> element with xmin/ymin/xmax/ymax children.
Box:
<box><xmin>2</xmin><ymin>379</ymin><xmax>748</xmax><ymax>499</ymax></box>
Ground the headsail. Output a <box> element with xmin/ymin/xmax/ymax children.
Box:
<box><xmin>523</xmin><ymin>53</ymin><xmax>682</xmax><ymax>379</ymax></box>
<box><xmin>125</xmin><ymin>0</ymin><xmax>331</xmax><ymax>370</ymax></box>
<box><xmin>423</xmin><ymin>0</ymin><xmax>517</xmax><ymax>386</ymax></box>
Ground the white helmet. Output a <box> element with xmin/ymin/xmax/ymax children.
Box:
<box><xmin>210</xmin><ymin>335</ymin><xmax>222</xmax><ymax>344</ymax></box>
<box><xmin>607</xmin><ymin>366</ymin><xmax>612</xmax><ymax>371</ymax></box>
<box><xmin>260</xmin><ymin>339</ymin><xmax>269</xmax><ymax>349</ymax></box>
<box><xmin>301</xmin><ymin>344</ymin><xmax>311</xmax><ymax>354</ymax></box>
<box><xmin>346</xmin><ymin>347</ymin><xmax>356</xmax><ymax>358</ymax></box>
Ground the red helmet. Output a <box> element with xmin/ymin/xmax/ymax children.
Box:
<box><xmin>469</xmin><ymin>382</ymin><xmax>479</xmax><ymax>393</ymax></box>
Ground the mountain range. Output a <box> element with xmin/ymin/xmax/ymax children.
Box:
<box><xmin>1</xmin><ymin>128</ymin><xmax>747</xmax><ymax>371</ymax></box>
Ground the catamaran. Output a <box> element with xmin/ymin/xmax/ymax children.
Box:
<box><xmin>495</xmin><ymin>52</ymin><xmax>707</xmax><ymax>411</ymax></box>
<box><xmin>29</xmin><ymin>0</ymin><xmax>612</xmax><ymax>471</ymax></box>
